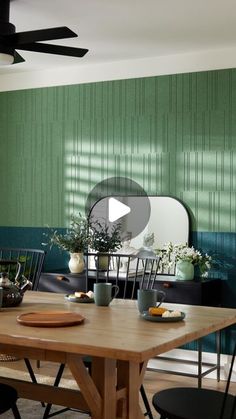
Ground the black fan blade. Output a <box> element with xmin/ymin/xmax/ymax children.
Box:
<box><xmin>13</xmin><ymin>51</ymin><xmax>25</xmax><ymax>64</ymax></box>
<box><xmin>16</xmin><ymin>42</ymin><xmax>88</xmax><ymax>58</ymax></box>
<box><xmin>5</xmin><ymin>26</ymin><xmax>77</xmax><ymax>46</ymax></box>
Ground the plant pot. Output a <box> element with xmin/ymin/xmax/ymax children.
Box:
<box><xmin>175</xmin><ymin>260</ymin><xmax>194</xmax><ymax>280</ymax></box>
<box><xmin>94</xmin><ymin>254</ymin><xmax>110</xmax><ymax>271</ymax></box>
<box><xmin>68</xmin><ymin>253</ymin><xmax>84</xmax><ymax>274</ymax></box>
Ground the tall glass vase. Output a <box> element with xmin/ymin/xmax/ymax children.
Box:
<box><xmin>175</xmin><ymin>260</ymin><xmax>194</xmax><ymax>280</ymax></box>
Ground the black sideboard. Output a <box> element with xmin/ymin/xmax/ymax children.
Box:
<box><xmin>38</xmin><ymin>272</ymin><xmax>221</xmax><ymax>307</ymax></box>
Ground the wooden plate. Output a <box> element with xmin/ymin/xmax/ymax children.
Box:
<box><xmin>17</xmin><ymin>311</ymin><xmax>85</xmax><ymax>327</ymax></box>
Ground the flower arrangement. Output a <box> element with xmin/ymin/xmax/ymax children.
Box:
<box><xmin>43</xmin><ymin>213</ymin><xmax>91</xmax><ymax>253</ymax></box>
<box><xmin>155</xmin><ymin>242</ymin><xmax>212</xmax><ymax>277</ymax></box>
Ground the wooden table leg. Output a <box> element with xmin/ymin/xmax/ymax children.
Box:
<box><xmin>67</xmin><ymin>354</ymin><xmax>102</xmax><ymax>419</ymax></box>
<box><xmin>68</xmin><ymin>354</ymin><xmax>117</xmax><ymax>419</ymax></box>
<box><xmin>68</xmin><ymin>355</ymin><xmax>146</xmax><ymax>419</ymax></box>
<box><xmin>92</xmin><ymin>357</ymin><xmax>117</xmax><ymax>419</ymax></box>
<box><xmin>117</xmin><ymin>360</ymin><xmax>146</xmax><ymax>419</ymax></box>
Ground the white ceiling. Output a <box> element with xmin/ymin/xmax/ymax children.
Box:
<box><xmin>1</xmin><ymin>0</ymin><xmax>236</xmax><ymax>88</ymax></box>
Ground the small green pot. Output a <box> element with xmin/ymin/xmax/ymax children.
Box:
<box><xmin>175</xmin><ymin>260</ymin><xmax>194</xmax><ymax>280</ymax></box>
<box><xmin>94</xmin><ymin>254</ymin><xmax>110</xmax><ymax>271</ymax></box>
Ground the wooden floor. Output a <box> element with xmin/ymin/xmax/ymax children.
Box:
<box><xmin>2</xmin><ymin>358</ymin><xmax>236</xmax><ymax>418</ymax></box>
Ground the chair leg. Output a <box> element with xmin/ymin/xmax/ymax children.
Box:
<box><xmin>12</xmin><ymin>403</ymin><xmax>21</xmax><ymax>419</ymax></box>
<box><xmin>43</xmin><ymin>363</ymin><xmax>66</xmax><ymax>419</ymax></box>
<box><xmin>140</xmin><ymin>384</ymin><xmax>154</xmax><ymax>419</ymax></box>
<box><xmin>43</xmin><ymin>361</ymin><xmax>93</xmax><ymax>418</ymax></box>
<box><xmin>216</xmin><ymin>330</ymin><xmax>221</xmax><ymax>382</ymax></box>
<box><xmin>24</xmin><ymin>358</ymin><xmax>45</xmax><ymax>407</ymax></box>
<box><xmin>197</xmin><ymin>339</ymin><xmax>202</xmax><ymax>388</ymax></box>
<box><xmin>230</xmin><ymin>396</ymin><xmax>236</xmax><ymax>419</ymax></box>
<box><xmin>24</xmin><ymin>358</ymin><xmax>38</xmax><ymax>384</ymax></box>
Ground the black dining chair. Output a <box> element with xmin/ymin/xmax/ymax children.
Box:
<box><xmin>0</xmin><ymin>383</ymin><xmax>21</xmax><ymax>418</ymax></box>
<box><xmin>43</xmin><ymin>251</ymin><xmax>161</xmax><ymax>419</ymax></box>
<box><xmin>150</xmin><ymin>254</ymin><xmax>221</xmax><ymax>389</ymax></box>
<box><xmin>93</xmin><ymin>250</ymin><xmax>161</xmax><ymax>419</ymax></box>
<box><xmin>152</xmin><ymin>340</ymin><xmax>236</xmax><ymax>419</ymax></box>
<box><xmin>0</xmin><ymin>247</ymin><xmax>46</xmax><ymax>291</ymax></box>
<box><xmin>0</xmin><ymin>248</ymin><xmax>46</xmax><ymax>406</ymax></box>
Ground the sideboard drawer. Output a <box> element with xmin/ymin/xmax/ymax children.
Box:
<box><xmin>154</xmin><ymin>277</ymin><xmax>221</xmax><ymax>306</ymax></box>
<box><xmin>38</xmin><ymin>272</ymin><xmax>87</xmax><ymax>294</ymax></box>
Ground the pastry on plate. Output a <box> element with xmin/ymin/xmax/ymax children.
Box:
<box><xmin>74</xmin><ymin>291</ymin><xmax>89</xmax><ymax>299</ymax></box>
<box><xmin>86</xmin><ymin>290</ymin><xmax>94</xmax><ymax>299</ymax></box>
<box><xmin>148</xmin><ymin>307</ymin><xmax>168</xmax><ymax>316</ymax></box>
<box><xmin>162</xmin><ymin>310</ymin><xmax>182</xmax><ymax>318</ymax></box>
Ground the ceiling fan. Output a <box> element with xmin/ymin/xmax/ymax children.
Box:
<box><xmin>0</xmin><ymin>0</ymin><xmax>88</xmax><ymax>65</ymax></box>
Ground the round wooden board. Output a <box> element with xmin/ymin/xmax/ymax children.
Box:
<box><xmin>17</xmin><ymin>311</ymin><xmax>85</xmax><ymax>327</ymax></box>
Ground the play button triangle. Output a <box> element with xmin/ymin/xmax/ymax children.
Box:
<box><xmin>108</xmin><ymin>197</ymin><xmax>131</xmax><ymax>222</ymax></box>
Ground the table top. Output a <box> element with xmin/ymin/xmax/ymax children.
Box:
<box><xmin>0</xmin><ymin>291</ymin><xmax>235</xmax><ymax>363</ymax></box>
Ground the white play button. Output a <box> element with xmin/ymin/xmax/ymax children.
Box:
<box><xmin>86</xmin><ymin>177</ymin><xmax>151</xmax><ymax>239</ymax></box>
<box><xmin>108</xmin><ymin>197</ymin><xmax>131</xmax><ymax>222</ymax></box>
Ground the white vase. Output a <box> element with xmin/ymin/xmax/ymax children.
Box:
<box><xmin>68</xmin><ymin>253</ymin><xmax>84</xmax><ymax>273</ymax></box>
<box><xmin>175</xmin><ymin>260</ymin><xmax>194</xmax><ymax>280</ymax></box>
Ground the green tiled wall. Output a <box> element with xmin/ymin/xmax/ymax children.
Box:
<box><xmin>0</xmin><ymin>69</ymin><xmax>235</xmax><ymax>352</ymax></box>
<box><xmin>0</xmin><ymin>69</ymin><xmax>236</xmax><ymax>231</ymax></box>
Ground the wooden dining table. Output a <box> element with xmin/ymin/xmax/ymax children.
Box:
<box><xmin>0</xmin><ymin>291</ymin><xmax>235</xmax><ymax>419</ymax></box>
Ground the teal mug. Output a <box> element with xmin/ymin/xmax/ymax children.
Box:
<box><xmin>94</xmin><ymin>282</ymin><xmax>119</xmax><ymax>306</ymax></box>
<box><xmin>137</xmin><ymin>289</ymin><xmax>165</xmax><ymax>314</ymax></box>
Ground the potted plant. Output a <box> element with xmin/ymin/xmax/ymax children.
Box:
<box><xmin>43</xmin><ymin>214</ymin><xmax>91</xmax><ymax>273</ymax></box>
<box><xmin>90</xmin><ymin>221</ymin><xmax>122</xmax><ymax>270</ymax></box>
<box><xmin>156</xmin><ymin>242</ymin><xmax>212</xmax><ymax>280</ymax></box>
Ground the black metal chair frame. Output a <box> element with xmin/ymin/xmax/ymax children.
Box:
<box><xmin>152</xmin><ymin>340</ymin><xmax>236</xmax><ymax>419</ymax></box>
<box><xmin>148</xmin><ymin>330</ymin><xmax>221</xmax><ymax>388</ymax></box>
<box><xmin>0</xmin><ymin>247</ymin><xmax>45</xmax><ymax>291</ymax></box>
<box><xmin>0</xmin><ymin>247</ymin><xmax>46</xmax><ymax>407</ymax></box>
<box><xmin>0</xmin><ymin>383</ymin><xmax>21</xmax><ymax>418</ymax></box>
<box><xmin>85</xmin><ymin>250</ymin><xmax>161</xmax><ymax>298</ymax></box>
<box><xmin>43</xmin><ymin>251</ymin><xmax>161</xmax><ymax>419</ymax></box>
<box><xmin>148</xmin><ymin>256</ymin><xmax>221</xmax><ymax>388</ymax></box>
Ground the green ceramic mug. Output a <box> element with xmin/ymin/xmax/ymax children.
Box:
<box><xmin>94</xmin><ymin>282</ymin><xmax>119</xmax><ymax>306</ymax></box>
<box><xmin>137</xmin><ymin>289</ymin><xmax>165</xmax><ymax>314</ymax></box>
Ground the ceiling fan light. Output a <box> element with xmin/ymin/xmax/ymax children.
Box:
<box><xmin>0</xmin><ymin>52</ymin><xmax>14</xmax><ymax>65</ymax></box>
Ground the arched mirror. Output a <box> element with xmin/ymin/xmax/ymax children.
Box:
<box><xmin>88</xmin><ymin>195</ymin><xmax>189</xmax><ymax>274</ymax></box>
<box><xmin>89</xmin><ymin>195</ymin><xmax>189</xmax><ymax>249</ymax></box>
<box><xmin>127</xmin><ymin>196</ymin><xmax>189</xmax><ymax>250</ymax></box>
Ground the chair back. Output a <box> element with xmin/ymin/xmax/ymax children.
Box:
<box><xmin>220</xmin><ymin>340</ymin><xmax>236</xmax><ymax>419</ymax></box>
<box><xmin>0</xmin><ymin>248</ymin><xmax>45</xmax><ymax>290</ymax></box>
<box><xmin>85</xmin><ymin>251</ymin><xmax>160</xmax><ymax>299</ymax></box>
